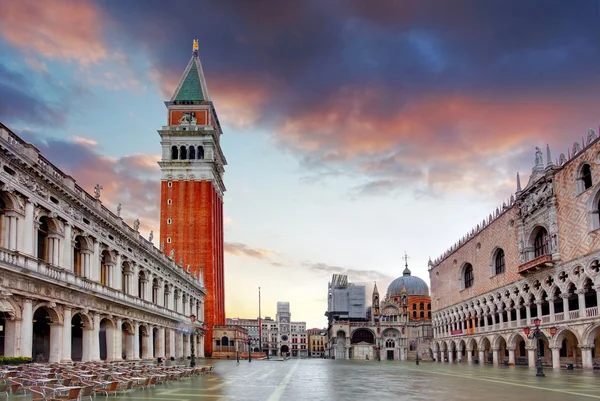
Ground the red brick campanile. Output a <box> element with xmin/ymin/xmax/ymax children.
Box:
<box><xmin>158</xmin><ymin>41</ymin><xmax>226</xmax><ymax>356</ymax></box>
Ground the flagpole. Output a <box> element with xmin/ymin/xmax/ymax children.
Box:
<box><xmin>258</xmin><ymin>287</ymin><xmax>262</xmax><ymax>358</ymax></box>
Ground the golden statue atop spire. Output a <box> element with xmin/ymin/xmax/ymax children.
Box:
<box><xmin>193</xmin><ymin>39</ymin><xmax>199</xmax><ymax>52</ymax></box>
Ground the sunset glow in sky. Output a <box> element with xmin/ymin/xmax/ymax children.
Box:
<box><xmin>1</xmin><ymin>0</ymin><xmax>600</xmax><ymax>328</ymax></box>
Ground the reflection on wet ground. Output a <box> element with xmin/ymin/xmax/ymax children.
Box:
<box><xmin>15</xmin><ymin>359</ymin><xmax>600</xmax><ymax>400</ymax></box>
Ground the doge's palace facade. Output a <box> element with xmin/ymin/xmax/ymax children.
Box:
<box><xmin>0</xmin><ymin>122</ymin><xmax>206</xmax><ymax>362</ymax></box>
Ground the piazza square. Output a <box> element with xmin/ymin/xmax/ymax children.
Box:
<box><xmin>1</xmin><ymin>1</ymin><xmax>600</xmax><ymax>400</ymax></box>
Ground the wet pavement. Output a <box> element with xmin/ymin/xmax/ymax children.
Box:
<box><xmin>13</xmin><ymin>359</ymin><xmax>600</xmax><ymax>400</ymax></box>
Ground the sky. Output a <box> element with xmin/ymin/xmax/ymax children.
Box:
<box><xmin>1</xmin><ymin>0</ymin><xmax>600</xmax><ymax>329</ymax></box>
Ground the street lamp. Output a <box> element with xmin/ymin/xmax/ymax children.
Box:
<box><xmin>248</xmin><ymin>336</ymin><xmax>252</xmax><ymax>362</ymax></box>
<box><xmin>189</xmin><ymin>314</ymin><xmax>196</xmax><ymax>367</ymax></box>
<box><xmin>523</xmin><ymin>318</ymin><xmax>557</xmax><ymax>377</ymax></box>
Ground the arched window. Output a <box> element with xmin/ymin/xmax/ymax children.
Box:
<box><xmin>179</xmin><ymin>146</ymin><xmax>187</xmax><ymax>160</ymax></box>
<box><xmin>385</xmin><ymin>339</ymin><xmax>395</xmax><ymax>348</ymax></box>
<box><xmin>37</xmin><ymin>217</ymin><xmax>49</xmax><ymax>262</ymax></box>
<box><xmin>152</xmin><ymin>278</ymin><xmax>159</xmax><ymax>304</ymax></box>
<box><xmin>420</xmin><ymin>311</ymin><xmax>424</xmax><ymax>318</ymax></box>
<box><xmin>221</xmin><ymin>336</ymin><xmax>229</xmax><ymax>347</ymax></box>
<box><xmin>197</xmin><ymin>146</ymin><xmax>204</xmax><ymax>159</ymax></box>
<box><xmin>189</xmin><ymin>146</ymin><xmax>196</xmax><ymax>160</ymax></box>
<box><xmin>138</xmin><ymin>271</ymin><xmax>146</xmax><ymax>300</ymax></box>
<box><xmin>171</xmin><ymin>146</ymin><xmax>178</xmax><ymax>160</ymax></box>
<box><xmin>419</xmin><ymin>302</ymin><xmax>424</xmax><ymax>310</ymax></box>
<box><xmin>581</xmin><ymin>163</ymin><xmax>593</xmax><ymax>191</ymax></box>
<box><xmin>464</xmin><ymin>264</ymin><xmax>474</xmax><ymax>288</ymax></box>
<box><xmin>412</xmin><ymin>304</ymin><xmax>416</xmax><ymax>310</ymax></box>
<box><xmin>495</xmin><ymin>249</ymin><xmax>505</xmax><ymax>275</ymax></box>
<box><xmin>534</xmin><ymin>229</ymin><xmax>549</xmax><ymax>258</ymax></box>
<box><xmin>121</xmin><ymin>267</ymin><xmax>127</xmax><ymax>293</ymax></box>
<box><xmin>164</xmin><ymin>285</ymin><xmax>170</xmax><ymax>309</ymax></box>
<box><xmin>412</xmin><ymin>311</ymin><xmax>417</xmax><ymax>318</ymax></box>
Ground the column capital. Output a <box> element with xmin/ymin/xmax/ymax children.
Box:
<box><xmin>506</xmin><ymin>347</ymin><xmax>516</xmax><ymax>352</ymax></box>
<box><xmin>491</xmin><ymin>347</ymin><xmax>500</xmax><ymax>352</ymax></box>
<box><xmin>560</xmin><ymin>294</ymin><xmax>571</xmax><ymax>299</ymax></box>
<box><xmin>525</xmin><ymin>346</ymin><xmax>537</xmax><ymax>351</ymax></box>
<box><xmin>578</xmin><ymin>344</ymin><xmax>595</xmax><ymax>350</ymax></box>
<box><xmin>549</xmin><ymin>345</ymin><xmax>561</xmax><ymax>350</ymax></box>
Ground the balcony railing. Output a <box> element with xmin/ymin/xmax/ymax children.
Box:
<box><xmin>518</xmin><ymin>254</ymin><xmax>553</xmax><ymax>275</ymax></box>
<box><xmin>435</xmin><ymin>307</ymin><xmax>600</xmax><ymax>339</ymax></box>
<box><xmin>0</xmin><ymin>249</ymin><xmax>199</xmax><ymax>323</ymax></box>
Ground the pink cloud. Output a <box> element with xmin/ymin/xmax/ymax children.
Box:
<box><xmin>0</xmin><ymin>0</ymin><xmax>108</xmax><ymax>65</ymax></box>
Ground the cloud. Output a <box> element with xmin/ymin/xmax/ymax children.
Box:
<box><xmin>19</xmin><ymin>129</ymin><xmax>161</xmax><ymax>235</ymax></box>
<box><xmin>224</xmin><ymin>242</ymin><xmax>277</xmax><ymax>260</ymax></box>
<box><xmin>0</xmin><ymin>0</ymin><xmax>108</xmax><ymax>65</ymax></box>
<box><xmin>303</xmin><ymin>261</ymin><xmax>394</xmax><ymax>283</ymax></box>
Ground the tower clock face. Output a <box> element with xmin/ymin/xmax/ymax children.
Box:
<box><xmin>281</xmin><ymin>335</ymin><xmax>288</xmax><ymax>341</ymax></box>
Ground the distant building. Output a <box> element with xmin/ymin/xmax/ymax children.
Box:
<box><xmin>325</xmin><ymin>262</ymin><xmax>433</xmax><ymax>361</ymax></box>
<box><xmin>326</xmin><ymin>274</ymin><xmax>366</xmax><ymax>322</ymax></box>
<box><xmin>308</xmin><ymin>328</ymin><xmax>327</xmax><ymax>357</ymax></box>
<box><xmin>226</xmin><ymin>317</ymin><xmax>260</xmax><ymax>352</ymax></box>
<box><xmin>212</xmin><ymin>325</ymin><xmax>249</xmax><ymax>360</ymax></box>
<box><xmin>261</xmin><ymin>302</ymin><xmax>307</xmax><ymax>357</ymax></box>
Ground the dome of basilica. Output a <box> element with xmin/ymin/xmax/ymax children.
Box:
<box><xmin>386</xmin><ymin>266</ymin><xmax>429</xmax><ymax>297</ymax></box>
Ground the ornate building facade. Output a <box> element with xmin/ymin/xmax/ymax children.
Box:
<box><xmin>430</xmin><ymin>129</ymin><xmax>600</xmax><ymax>369</ymax></box>
<box><xmin>158</xmin><ymin>40</ymin><xmax>227</xmax><ymax>356</ymax></box>
<box><xmin>326</xmin><ymin>264</ymin><xmax>433</xmax><ymax>361</ymax></box>
<box><xmin>0</xmin><ymin>123</ymin><xmax>206</xmax><ymax>362</ymax></box>
<box><xmin>261</xmin><ymin>302</ymin><xmax>307</xmax><ymax>357</ymax></box>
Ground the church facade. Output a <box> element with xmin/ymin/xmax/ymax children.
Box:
<box><xmin>326</xmin><ymin>264</ymin><xmax>433</xmax><ymax>361</ymax></box>
<box><xmin>430</xmin><ymin>129</ymin><xmax>600</xmax><ymax>369</ymax></box>
<box><xmin>0</xmin><ymin>123</ymin><xmax>206</xmax><ymax>362</ymax></box>
<box><xmin>158</xmin><ymin>40</ymin><xmax>227</xmax><ymax>356</ymax></box>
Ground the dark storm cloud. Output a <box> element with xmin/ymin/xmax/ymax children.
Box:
<box><xmin>0</xmin><ymin>64</ymin><xmax>65</xmax><ymax>126</ymax></box>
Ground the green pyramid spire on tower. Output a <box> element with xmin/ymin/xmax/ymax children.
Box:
<box><xmin>170</xmin><ymin>39</ymin><xmax>211</xmax><ymax>103</ymax></box>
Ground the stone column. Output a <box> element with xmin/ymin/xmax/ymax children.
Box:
<box><xmin>114</xmin><ymin>254</ymin><xmax>122</xmax><ymax>291</ymax></box>
<box><xmin>492</xmin><ymin>347</ymin><xmax>499</xmax><ymax>366</ymax></box>
<box><xmin>551</xmin><ymin>346</ymin><xmax>561</xmax><ymax>369</ymax></box>
<box><xmin>62</xmin><ymin>223</ymin><xmax>72</xmax><ymax>271</ymax></box>
<box><xmin>5</xmin><ymin>214</ymin><xmax>18</xmax><ymax>250</ymax></box>
<box><xmin>596</xmin><ymin>287</ymin><xmax>600</xmax><ymax>311</ymax></box>
<box><xmin>168</xmin><ymin>329</ymin><xmax>176</xmax><ymax>359</ymax></box>
<box><xmin>49</xmin><ymin>322</ymin><xmax>63</xmax><ymax>363</ymax></box>
<box><xmin>92</xmin><ymin>240</ymin><xmax>100</xmax><ymax>282</ymax></box>
<box><xmin>176</xmin><ymin>332</ymin><xmax>184</xmax><ymax>359</ymax></box>
<box><xmin>158</xmin><ymin>327</ymin><xmax>166</xmax><ymax>359</ymax></box>
<box><xmin>508</xmin><ymin>347</ymin><xmax>515</xmax><ymax>365</ymax></box>
<box><xmin>562</xmin><ymin>295</ymin><xmax>570</xmax><ymax>318</ymax></box>
<box><xmin>467</xmin><ymin>348</ymin><xmax>473</xmax><ymax>363</ymax></box>
<box><xmin>433</xmin><ymin>350</ymin><xmax>439</xmax><ymax>362</ymax></box>
<box><xmin>62</xmin><ymin>307</ymin><xmax>72</xmax><ymax>362</ymax></box>
<box><xmin>133</xmin><ymin>323</ymin><xmax>140</xmax><ymax>360</ymax></box>
<box><xmin>183</xmin><ymin>334</ymin><xmax>190</xmax><ymax>359</ymax></box>
<box><xmin>536</xmin><ymin>301</ymin><xmax>543</xmax><ymax>321</ymax></box>
<box><xmin>457</xmin><ymin>347</ymin><xmax>463</xmax><ymax>362</ymax></box>
<box><xmin>81</xmin><ymin>328</ymin><xmax>93</xmax><ymax>362</ymax></box>
<box><xmin>516</xmin><ymin>308</ymin><xmax>521</xmax><ymax>322</ymax></box>
<box><xmin>198</xmin><ymin>334</ymin><xmax>205</xmax><ymax>358</ymax></box>
<box><xmin>527</xmin><ymin>346</ymin><xmax>536</xmax><ymax>367</ymax></box>
<box><xmin>577</xmin><ymin>290</ymin><xmax>587</xmax><ymax>316</ymax></box>
<box><xmin>549</xmin><ymin>299</ymin><xmax>555</xmax><ymax>322</ymax></box>
<box><xmin>47</xmin><ymin>235</ymin><xmax>61</xmax><ymax>266</ymax></box>
<box><xmin>525</xmin><ymin>303</ymin><xmax>532</xmax><ymax>323</ymax></box>
<box><xmin>91</xmin><ymin>314</ymin><xmax>101</xmax><ymax>361</ymax></box>
<box><xmin>478</xmin><ymin>350</ymin><xmax>485</xmax><ymax>365</ymax></box>
<box><xmin>126</xmin><ymin>328</ymin><xmax>135</xmax><ymax>360</ymax></box>
<box><xmin>22</xmin><ymin>201</ymin><xmax>35</xmax><ymax>256</ymax></box>
<box><xmin>19</xmin><ymin>299</ymin><xmax>33</xmax><ymax>358</ymax></box>
<box><xmin>147</xmin><ymin>326</ymin><xmax>155</xmax><ymax>359</ymax></box>
<box><xmin>448</xmin><ymin>348</ymin><xmax>453</xmax><ymax>363</ymax></box>
<box><xmin>3</xmin><ymin>318</ymin><xmax>18</xmax><ymax>357</ymax></box>
<box><xmin>115</xmin><ymin>319</ymin><xmax>123</xmax><ymax>360</ymax></box>
<box><xmin>580</xmin><ymin>345</ymin><xmax>594</xmax><ymax>369</ymax></box>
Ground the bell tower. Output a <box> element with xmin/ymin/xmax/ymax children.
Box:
<box><xmin>158</xmin><ymin>40</ymin><xmax>227</xmax><ymax>356</ymax></box>
<box><xmin>372</xmin><ymin>282</ymin><xmax>380</xmax><ymax>322</ymax></box>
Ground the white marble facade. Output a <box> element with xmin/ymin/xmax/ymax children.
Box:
<box><xmin>0</xmin><ymin>125</ymin><xmax>206</xmax><ymax>362</ymax></box>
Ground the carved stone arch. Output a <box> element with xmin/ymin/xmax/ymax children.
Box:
<box><xmin>99</xmin><ymin>315</ymin><xmax>117</xmax><ymax>329</ymax></box>
<box><xmin>139</xmin><ymin>324</ymin><xmax>150</xmax><ymax>337</ymax></box>
<box><xmin>33</xmin><ymin>302</ymin><xmax>63</xmax><ymax>324</ymax></box>
<box><xmin>71</xmin><ymin>309</ymin><xmax>93</xmax><ymax>329</ymax></box>
<box><xmin>447</xmin><ymin>339</ymin><xmax>457</xmax><ymax>350</ymax></box>
<box><xmin>432</xmin><ymin>341</ymin><xmax>440</xmax><ymax>352</ymax></box>
<box><xmin>350</xmin><ymin>326</ymin><xmax>376</xmax><ymax>340</ymax></box>
<box><xmin>582</xmin><ymin>323</ymin><xmax>600</xmax><ymax>345</ymax></box>
<box><xmin>507</xmin><ymin>332</ymin><xmax>528</xmax><ymax>349</ymax></box>
<box><xmin>477</xmin><ymin>335</ymin><xmax>492</xmax><ymax>350</ymax></box>
<box><xmin>74</xmin><ymin>235</ymin><xmax>94</xmax><ymax>252</ymax></box>
<box><xmin>550</xmin><ymin>326</ymin><xmax>582</xmax><ymax>349</ymax></box>
<box><xmin>0</xmin><ymin>296</ymin><xmax>22</xmax><ymax>320</ymax></box>
<box><xmin>0</xmin><ymin>191</ymin><xmax>24</xmax><ymax>214</ymax></box>
<box><xmin>570</xmin><ymin>265</ymin><xmax>585</xmax><ymax>286</ymax></box>
<box><xmin>466</xmin><ymin>337</ymin><xmax>477</xmax><ymax>350</ymax></box>
<box><xmin>491</xmin><ymin>333</ymin><xmax>508</xmax><ymax>349</ymax></box>
<box><xmin>121</xmin><ymin>320</ymin><xmax>135</xmax><ymax>335</ymax></box>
